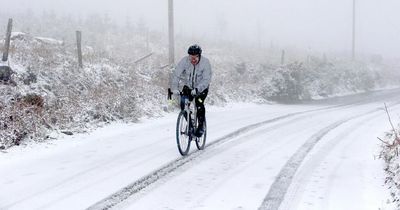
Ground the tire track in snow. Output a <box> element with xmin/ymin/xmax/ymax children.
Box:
<box><xmin>1</xmin><ymin>135</ymin><xmax>169</xmax><ymax>210</ymax></box>
<box><xmin>86</xmin><ymin>105</ymin><xmax>346</xmax><ymax>210</ymax></box>
<box><xmin>257</xmin><ymin>102</ymin><xmax>400</xmax><ymax>210</ymax></box>
<box><xmin>88</xmin><ymin>94</ymin><xmax>400</xmax><ymax>210</ymax></box>
<box><xmin>278</xmin><ymin>109</ymin><xmax>390</xmax><ymax>210</ymax></box>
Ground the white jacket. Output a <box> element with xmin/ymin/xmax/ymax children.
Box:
<box><xmin>170</xmin><ymin>55</ymin><xmax>212</xmax><ymax>93</ymax></box>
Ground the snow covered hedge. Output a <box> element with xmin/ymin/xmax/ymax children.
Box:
<box><xmin>1</xmin><ymin>31</ymin><xmax>400</xmax><ymax>149</ymax></box>
<box><xmin>380</xmin><ymin>127</ymin><xmax>400</xmax><ymax>207</ymax></box>
<box><xmin>0</xmin><ymin>32</ymin><xmax>166</xmax><ymax>148</ymax></box>
<box><xmin>260</xmin><ymin>58</ymin><xmax>400</xmax><ymax>103</ymax></box>
<box><xmin>1</xmin><ymin>12</ymin><xmax>400</xmax><ymax>148</ymax></box>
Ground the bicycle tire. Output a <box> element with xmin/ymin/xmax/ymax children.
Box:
<box><xmin>195</xmin><ymin>120</ymin><xmax>207</xmax><ymax>150</ymax></box>
<box><xmin>176</xmin><ymin>111</ymin><xmax>191</xmax><ymax>156</ymax></box>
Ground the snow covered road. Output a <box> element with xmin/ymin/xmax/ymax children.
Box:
<box><xmin>1</xmin><ymin>89</ymin><xmax>400</xmax><ymax>210</ymax></box>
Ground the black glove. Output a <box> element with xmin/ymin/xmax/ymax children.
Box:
<box><xmin>168</xmin><ymin>88</ymin><xmax>172</xmax><ymax>100</ymax></box>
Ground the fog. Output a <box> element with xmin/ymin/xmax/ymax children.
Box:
<box><xmin>2</xmin><ymin>0</ymin><xmax>400</xmax><ymax>58</ymax></box>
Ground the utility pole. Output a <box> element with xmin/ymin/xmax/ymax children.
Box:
<box><xmin>352</xmin><ymin>0</ymin><xmax>356</xmax><ymax>61</ymax></box>
<box><xmin>2</xmin><ymin>18</ymin><xmax>13</xmax><ymax>62</ymax></box>
<box><xmin>168</xmin><ymin>0</ymin><xmax>175</xmax><ymax>66</ymax></box>
<box><xmin>281</xmin><ymin>50</ymin><xmax>285</xmax><ymax>65</ymax></box>
<box><xmin>76</xmin><ymin>31</ymin><xmax>83</xmax><ymax>68</ymax></box>
<box><xmin>146</xmin><ymin>28</ymin><xmax>150</xmax><ymax>52</ymax></box>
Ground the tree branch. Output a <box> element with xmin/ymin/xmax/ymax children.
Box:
<box><xmin>384</xmin><ymin>103</ymin><xmax>399</xmax><ymax>140</ymax></box>
<box><xmin>378</xmin><ymin>137</ymin><xmax>391</xmax><ymax>146</ymax></box>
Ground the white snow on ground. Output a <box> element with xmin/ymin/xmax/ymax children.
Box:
<box><xmin>280</xmin><ymin>108</ymin><xmax>400</xmax><ymax>210</ymax></box>
<box><xmin>0</xmin><ymin>92</ymin><xmax>399</xmax><ymax>210</ymax></box>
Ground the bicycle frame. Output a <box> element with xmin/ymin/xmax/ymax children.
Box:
<box><xmin>176</xmin><ymin>92</ymin><xmax>207</xmax><ymax>156</ymax></box>
<box><xmin>183</xmin><ymin>96</ymin><xmax>197</xmax><ymax>138</ymax></box>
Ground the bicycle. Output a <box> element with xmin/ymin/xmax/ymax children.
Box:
<box><xmin>171</xmin><ymin>90</ymin><xmax>207</xmax><ymax>156</ymax></box>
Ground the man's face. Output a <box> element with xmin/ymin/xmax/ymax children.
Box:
<box><xmin>189</xmin><ymin>54</ymin><xmax>200</xmax><ymax>65</ymax></box>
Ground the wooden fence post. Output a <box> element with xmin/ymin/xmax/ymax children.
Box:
<box><xmin>76</xmin><ymin>31</ymin><xmax>83</xmax><ymax>68</ymax></box>
<box><xmin>281</xmin><ymin>50</ymin><xmax>285</xmax><ymax>65</ymax></box>
<box><xmin>2</xmin><ymin>18</ymin><xmax>13</xmax><ymax>62</ymax></box>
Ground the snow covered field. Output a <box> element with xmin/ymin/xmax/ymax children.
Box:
<box><xmin>1</xmin><ymin>89</ymin><xmax>400</xmax><ymax>210</ymax></box>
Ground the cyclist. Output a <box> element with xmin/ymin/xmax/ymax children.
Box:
<box><xmin>170</xmin><ymin>44</ymin><xmax>212</xmax><ymax>137</ymax></box>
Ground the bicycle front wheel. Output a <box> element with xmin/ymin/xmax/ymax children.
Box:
<box><xmin>176</xmin><ymin>111</ymin><xmax>191</xmax><ymax>156</ymax></box>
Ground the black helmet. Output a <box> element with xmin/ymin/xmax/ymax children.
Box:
<box><xmin>187</xmin><ymin>44</ymin><xmax>202</xmax><ymax>55</ymax></box>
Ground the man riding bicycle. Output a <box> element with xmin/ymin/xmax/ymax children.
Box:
<box><xmin>170</xmin><ymin>44</ymin><xmax>212</xmax><ymax>137</ymax></box>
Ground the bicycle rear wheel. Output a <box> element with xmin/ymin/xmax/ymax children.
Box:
<box><xmin>176</xmin><ymin>111</ymin><xmax>191</xmax><ymax>156</ymax></box>
<box><xmin>195</xmin><ymin>120</ymin><xmax>207</xmax><ymax>150</ymax></box>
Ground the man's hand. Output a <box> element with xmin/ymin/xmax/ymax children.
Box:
<box><xmin>168</xmin><ymin>88</ymin><xmax>180</xmax><ymax>100</ymax></box>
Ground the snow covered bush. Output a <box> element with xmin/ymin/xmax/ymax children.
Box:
<box><xmin>0</xmin><ymin>90</ymin><xmax>46</xmax><ymax>148</ymax></box>
<box><xmin>380</xmin><ymin>130</ymin><xmax>400</xmax><ymax>208</ymax></box>
<box><xmin>0</xmin><ymin>32</ymin><xmax>159</xmax><ymax>148</ymax></box>
<box><xmin>260</xmin><ymin>62</ymin><xmax>308</xmax><ymax>102</ymax></box>
<box><xmin>379</xmin><ymin>104</ymin><xmax>400</xmax><ymax>208</ymax></box>
<box><xmin>260</xmin><ymin>56</ymin><xmax>398</xmax><ymax>102</ymax></box>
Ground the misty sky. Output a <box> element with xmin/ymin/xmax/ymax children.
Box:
<box><xmin>2</xmin><ymin>0</ymin><xmax>400</xmax><ymax>58</ymax></box>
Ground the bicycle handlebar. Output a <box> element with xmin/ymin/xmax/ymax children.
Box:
<box><xmin>168</xmin><ymin>88</ymin><xmax>200</xmax><ymax>99</ymax></box>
